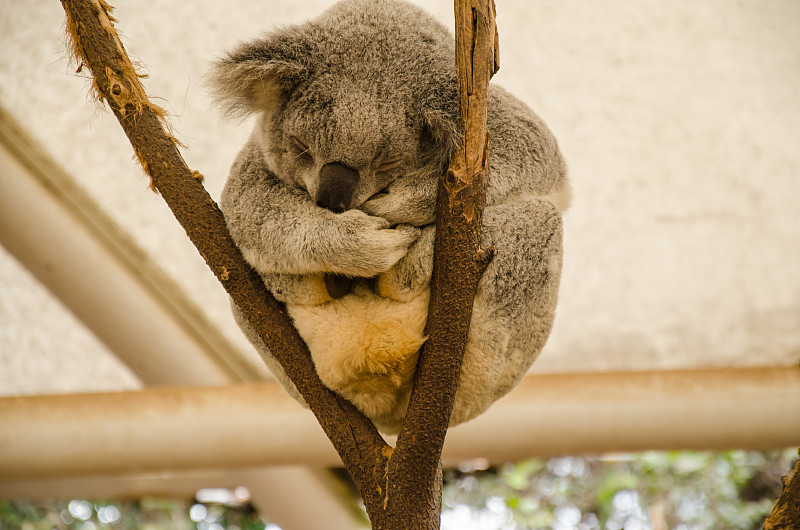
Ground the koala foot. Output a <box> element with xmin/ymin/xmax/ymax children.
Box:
<box><xmin>287</xmin><ymin>288</ymin><xmax>430</xmax><ymax>432</ymax></box>
<box><xmin>374</xmin><ymin>272</ymin><xmax>420</xmax><ymax>302</ymax></box>
<box><xmin>259</xmin><ymin>272</ymin><xmax>334</xmax><ymax>306</ymax></box>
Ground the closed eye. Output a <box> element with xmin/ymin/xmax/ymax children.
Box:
<box><xmin>290</xmin><ymin>136</ymin><xmax>313</xmax><ymax>161</ymax></box>
<box><xmin>376</xmin><ymin>159</ymin><xmax>402</xmax><ymax>173</ymax></box>
<box><xmin>367</xmin><ymin>186</ymin><xmax>390</xmax><ymax>201</ymax></box>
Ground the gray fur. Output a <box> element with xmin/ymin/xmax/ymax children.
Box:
<box><xmin>210</xmin><ymin>0</ymin><xmax>569</xmax><ymax>433</ymax></box>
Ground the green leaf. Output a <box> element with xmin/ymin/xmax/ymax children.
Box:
<box><xmin>502</xmin><ymin>459</ymin><xmax>545</xmax><ymax>491</ymax></box>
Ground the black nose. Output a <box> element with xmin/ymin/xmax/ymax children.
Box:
<box><xmin>316</xmin><ymin>162</ymin><xmax>359</xmax><ymax>213</ymax></box>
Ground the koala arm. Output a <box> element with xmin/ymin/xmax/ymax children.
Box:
<box><xmin>375</xmin><ymin>224</ymin><xmax>436</xmax><ymax>301</ymax></box>
<box><xmin>374</xmin><ymin>189</ymin><xmax>563</xmax><ymax>304</ymax></box>
<box><xmin>221</xmin><ymin>142</ymin><xmax>419</xmax><ymax>279</ymax></box>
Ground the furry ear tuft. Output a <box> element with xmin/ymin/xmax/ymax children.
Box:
<box><xmin>206</xmin><ymin>40</ymin><xmax>309</xmax><ymax>121</ymax></box>
<box><xmin>418</xmin><ymin>74</ymin><xmax>462</xmax><ymax>169</ymax></box>
<box><xmin>421</xmin><ymin>107</ymin><xmax>463</xmax><ymax>170</ymax></box>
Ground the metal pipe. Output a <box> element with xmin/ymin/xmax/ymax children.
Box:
<box><xmin>0</xmin><ymin>106</ymin><xmax>260</xmax><ymax>385</ymax></box>
<box><xmin>1</xmin><ymin>367</ymin><xmax>797</xmax><ymax>481</ymax></box>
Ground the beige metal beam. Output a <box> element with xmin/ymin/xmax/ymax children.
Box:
<box><xmin>0</xmin><ymin>106</ymin><xmax>361</xmax><ymax>530</ymax></box>
<box><xmin>0</xmin><ymin>382</ymin><xmax>337</xmax><ymax>479</ymax></box>
<box><xmin>0</xmin><ymin>106</ymin><xmax>260</xmax><ymax>384</ymax></box>
<box><xmin>0</xmin><ymin>467</ymin><xmax>368</xmax><ymax>529</ymax></box>
<box><xmin>444</xmin><ymin>366</ymin><xmax>800</xmax><ymax>461</ymax></box>
<box><xmin>1</xmin><ymin>367</ymin><xmax>797</xmax><ymax>482</ymax></box>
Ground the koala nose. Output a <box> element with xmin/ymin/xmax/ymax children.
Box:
<box><xmin>316</xmin><ymin>162</ymin><xmax>359</xmax><ymax>214</ymax></box>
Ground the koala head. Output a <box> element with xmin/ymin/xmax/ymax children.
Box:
<box><xmin>207</xmin><ymin>0</ymin><xmax>462</xmax><ymax>226</ymax></box>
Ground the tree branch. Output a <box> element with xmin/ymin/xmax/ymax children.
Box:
<box><xmin>58</xmin><ymin>0</ymin><xmax>388</xmax><ymax>507</ymax></box>
<box><xmin>382</xmin><ymin>1</ymin><xmax>499</xmax><ymax>526</ymax></box>
<box><xmin>59</xmin><ymin>0</ymin><xmax>497</xmax><ymax>526</ymax></box>
<box><xmin>763</xmin><ymin>447</ymin><xmax>800</xmax><ymax>530</ymax></box>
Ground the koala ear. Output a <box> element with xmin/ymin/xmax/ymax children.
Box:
<box><xmin>206</xmin><ymin>36</ymin><xmax>310</xmax><ymax>120</ymax></box>
<box><xmin>418</xmin><ymin>73</ymin><xmax>462</xmax><ymax>168</ymax></box>
<box><xmin>423</xmin><ymin>109</ymin><xmax>460</xmax><ymax>152</ymax></box>
<box><xmin>421</xmin><ymin>107</ymin><xmax>463</xmax><ymax>170</ymax></box>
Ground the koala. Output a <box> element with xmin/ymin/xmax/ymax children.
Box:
<box><xmin>209</xmin><ymin>0</ymin><xmax>570</xmax><ymax>434</ymax></box>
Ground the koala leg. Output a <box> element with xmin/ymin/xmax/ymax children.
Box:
<box><xmin>259</xmin><ymin>272</ymin><xmax>334</xmax><ymax>306</ymax></box>
<box><xmin>375</xmin><ymin>224</ymin><xmax>436</xmax><ymax>302</ymax></box>
<box><xmin>450</xmin><ymin>195</ymin><xmax>564</xmax><ymax>426</ymax></box>
<box><xmin>288</xmin><ymin>289</ymin><xmax>429</xmax><ymax>434</ymax></box>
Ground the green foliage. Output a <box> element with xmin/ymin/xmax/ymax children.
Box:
<box><xmin>1</xmin><ymin>450</ymin><xmax>794</xmax><ymax>530</ymax></box>
<box><xmin>442</xmin><ymin>449</ymin><xmax>796</xmax><ymax>530</ymax></box>
<box><xmin>0</xmin><ymin>498</ymin><xmax>275</xmax><ymax>530</ymax></box>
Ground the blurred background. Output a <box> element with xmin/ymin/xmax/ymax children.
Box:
<box><xmin>1</xmin><ymin>0</ymin><xmax>798</xmax><ymax>528</ymax></box>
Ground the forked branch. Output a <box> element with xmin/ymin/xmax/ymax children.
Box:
<box><xmin>382</xmin><ymin>1</ymin><xmax>499</xmax><ymax>527</ymax></box>
<box><xmin>58</xmin><ymin>0</ymin><xmax>497</xmax><ymax>527</ymax></box>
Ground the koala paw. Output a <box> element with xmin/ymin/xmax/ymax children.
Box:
<box><xmin>360</xmin><ymin>193</ymin><xmax>395</xmax><ymax>222</ymax></box>
<box><xmin>360</xmin><ymin>178</ymin><xmax>437</xmax><ymax>226</ymax></box>
<box><xmin>336</xmin><ymin>211</ymin><xmax>420</xmax><ymax>277</ymax></box>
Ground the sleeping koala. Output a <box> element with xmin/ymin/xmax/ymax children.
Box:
<box><xmin>209</xmin><ymin>0</ymin><xmax>570</xmax><ymax>434</ymax></box>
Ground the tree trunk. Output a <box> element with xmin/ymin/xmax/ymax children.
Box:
<box><xmin>58</xmin><ymin>0</ymin><xmax>497</xmax><ymax>527</ymax></box>
<box><xmin>763</xmin><ymin>447</ymin><xmax>800</xmax><ymax>530</ymax></box>
<box><xmin>381</xmin><ymin>2</ymin><xmax>499</xmax><ymax>526</ymax></box>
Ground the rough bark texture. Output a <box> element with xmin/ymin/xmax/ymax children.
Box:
<box><xmin>382</xmin><ymin>2</ymin><xmax>499</xmax><ymax>526</ymax></box>
<box><xmin>59</xmin><ymin>0</ymin><xmax>388</xmax><ymax>508</ymax></box>
<box><xmin>58</xmin><ymin>0</ymin><xmax>497</xmax><ymax>527</ymax></box>
<box><xmin>763</xmin><ymin>447</ymin><xmax>800</xmax><ymax>530</ymax></box>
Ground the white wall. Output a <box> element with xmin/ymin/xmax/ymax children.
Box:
<box><xmin>1</xmin><ymin>1</ymin><xmax>798</xmax><ymax>394</ymax></box>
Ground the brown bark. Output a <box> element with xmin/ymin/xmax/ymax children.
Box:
<box><xmin>59</xmin><ymin>0</ymin><xmax>388</xmax><ymax>512</ymax></box>
<box><xmin>381</xmin><ymin>1</ymin><xmax>498</xmax><ymax>526</ymax></box>
<box><xmin>58</xmin><ymin>0</ymin><xmax>497</xmax><ymax>527</ymax></box>
<box><xmin>763</xmin><ymin>447</ymin><xmax>800</xmax><ymax>530</ymax></box>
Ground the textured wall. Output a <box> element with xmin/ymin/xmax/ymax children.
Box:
<box><xmin>1</xmin><ymin>0</ymin><xmax>798</xmax><ymax>395</ymax></box>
